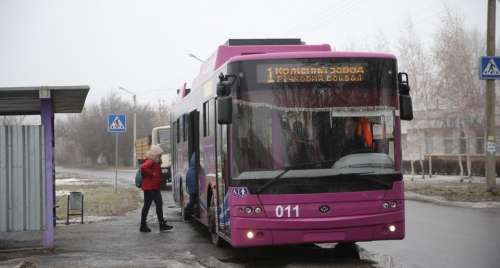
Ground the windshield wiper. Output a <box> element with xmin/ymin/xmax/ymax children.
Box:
<box><xmin>345</xmin><ymin>163</ymin><xmax>394</xmax><ymax>169</ymax></box>
<box><xmin>255</xmin><ymin>168</ymin><xmax>291</xmax><ymax>194</ymax></box>
<box><xmin>307</xmin><ymin>172</ymin><xmax>398</xmax><ymax>188</ymax></box>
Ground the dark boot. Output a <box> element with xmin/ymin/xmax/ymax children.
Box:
<box><xmin>159</xmin><ymin>220</ymin><xmax>173</xmax><ymax>232</ymax></box>
<box><xmin>140</xmin><ymin>223</ymin><xmax>151</xmax><ymax>233</ymax></box>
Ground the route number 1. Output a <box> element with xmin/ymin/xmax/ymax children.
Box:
<box><xmin>275</xmin><ymin>205</ymin><xmax>299</xmax><ymax>218</ymax></box>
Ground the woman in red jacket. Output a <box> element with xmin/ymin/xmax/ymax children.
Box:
<box><xmin>140</xmin><ymin>145</ymin><xmax>173</xmax><ymax>232</ymax></box>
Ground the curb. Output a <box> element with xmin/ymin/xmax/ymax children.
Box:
<box><xmin>405</xmin><ymin>191</ymin><xmax>500</xmax><ymax>209</ymax></box>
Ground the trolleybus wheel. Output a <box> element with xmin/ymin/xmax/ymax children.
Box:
<box><xmin>208</xmin><ymin>195</ymin><xmax>225</xmax><ymax>247</ymax></box>
<box><xmin>334</xmin><ymin>242</ymin><xmax>359</xmax><ymax>258</ymax></box>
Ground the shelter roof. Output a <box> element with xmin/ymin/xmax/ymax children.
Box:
<box><xmin>0</xmin><ymin>86</ymin><xmax>89</xmax><ymax>115</ymax></box>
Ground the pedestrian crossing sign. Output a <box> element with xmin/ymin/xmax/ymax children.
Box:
<box><xmin>480</xmin><ymin>56</ymin><xmax>500</xmax><ymax>80</ymax></box>
<box><xmin>107</xmin><ymin>114</ymin><xmax>127</xmax><ymax>133</ymax></box>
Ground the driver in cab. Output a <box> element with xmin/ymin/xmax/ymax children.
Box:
<box><xmin>340</xmin><ymin>117</ymin><xmax>373</xmax><ymax>155</ymax></box>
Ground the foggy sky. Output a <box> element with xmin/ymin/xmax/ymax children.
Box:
<box><xmin>0</xmin><ymin>0</ymin><xmax>487</xmax><ymax>105</ymax></box>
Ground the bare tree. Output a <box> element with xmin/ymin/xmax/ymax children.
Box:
<box><xmin>151</xmin><ymin>99</ymin><xmax>172</xmax><ymax>127</ymax></box>
<box><xmin>55</xmin><ymin>92</ymin><xmax>171</xmax><ymax>167</ymax></box>
<box><xmin>372</xmin><ymin>28</ymin><xmax>392</xmax><ymax>53</ymax></box>
<box><xmin>432</xmin><ymin>7</ymin><xmax>485</xmax><ymax>177</ymax></box>
<box><xmin>397</xmin><ymin>18</ymin><xmax>436</xmax><ymax>178</ymax></box>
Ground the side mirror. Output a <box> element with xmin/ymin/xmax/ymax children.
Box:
<box><xmin>217</xmin><ymin>73</ymin><xmax>238</xmax><ymax>97</ymax></box>
<box><xmin>398</xmin><ymin>72</ymin><xmax>413</xmax><ymax>121</ymax></box>
<box><xmin>217</xmin><ymin>97</ymin><xmax>232</xmax><ymax>124</ymax></box>
<box><xmin>399</xmin><ymin>94</ymin><xmax>413</xmax><ymax>120</ymax></box>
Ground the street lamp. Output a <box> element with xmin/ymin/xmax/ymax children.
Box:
<box><xmin>119</xmin><ymin>86</ymin><xmax>137</xmax><ymax>168</ymax></box>
<box><xmin>188</xmin><ymin>53</ymin><xmax>205</xmax><ymax>63</ymax></box>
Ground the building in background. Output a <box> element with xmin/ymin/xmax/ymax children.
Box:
<box><xmin>402</xmin><ymin>109</ymin><xmax>500</xmax><ymax>177</ymax></box>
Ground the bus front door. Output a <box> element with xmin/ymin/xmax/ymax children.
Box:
<box><xmin>216</xmin><ymin>104</ymin><xmax>230</xmax><ymax>236</ymax></box>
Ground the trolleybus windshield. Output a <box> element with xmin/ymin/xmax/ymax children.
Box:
<box><xmin>231</xmin><ymin>58</ymin><xmax>400</xmax><ymax>193</ymax></box>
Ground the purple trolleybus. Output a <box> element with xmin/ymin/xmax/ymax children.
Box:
<box><xmin>171</xmin><ymin>39</ymin><xmax>413</xmax><ymax>247</ymax></box>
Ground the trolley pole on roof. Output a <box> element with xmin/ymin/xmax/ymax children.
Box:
<box><xmin>485</xmin><ymin>0</ymin><xmax>497</xmax><ymax>192</ymax></box>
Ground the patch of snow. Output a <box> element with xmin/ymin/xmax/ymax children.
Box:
<box><xmin>56</xmin><ymin>177</ymin><xmax>83</xmax><ymax>185</ymax></box>
<box><xmin>404</xmin><ymin>174</ymin><xmax>500</xmax><ymax>184</ymax></box>
<box><xmin>56</xmin><ymin>216</ymin><xmax>115</xmax><ymax>225</ymax></box>
<box><xmin>55</xmin><ymin>190</ymin><xmax>71</xmax><ymax>196</ymax></box>
<box><xmin>405</xmin><ymin>192</ymin><xmax>500</xmax><ymax>209</ymax></box>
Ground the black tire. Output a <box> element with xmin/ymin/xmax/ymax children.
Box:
<box><xmin>334</xmin><ymin>242</ymin><xmax>359</xmax><ymax>259</ymax></box>
<box><xmin>208</xmin><ymin>195</ymin><xmax>226</xmax><ymax>247</ymax></box>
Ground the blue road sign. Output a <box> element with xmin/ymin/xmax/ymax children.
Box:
<box><xmin>107</xmin><ymin>114</ymin><xmax>127</xmax><ymax>133</ymax></box>
<box><xmin>480</xmin><ymin>56</ymin><xmax>500</xmax><ymax>80</ymax></box>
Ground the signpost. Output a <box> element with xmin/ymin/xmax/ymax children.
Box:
<box><xmin>479</xmin><ymin>56</ymin><xmax>500</xmax><ymax>80</ymax></box>
<box><xmin>107</xmin><ymin>114</ymin><xmax>127</xmax><ymax>193</ymax></box>
<box><xmin>482</xmin><ymin>0</ymin><xmax>497</xmax><ymax>193</ymax></box>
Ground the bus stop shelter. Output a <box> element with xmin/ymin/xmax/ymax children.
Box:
<box><xmin>0</xmin><ymin>86</ymin><xmax>89</xmax><ymax>248</ymax></box>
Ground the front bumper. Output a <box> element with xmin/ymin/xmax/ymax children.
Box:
<box><xmin>229</xmin><ymin>210</ymin><xmax>404</xmax><ymax>247</ymax></box>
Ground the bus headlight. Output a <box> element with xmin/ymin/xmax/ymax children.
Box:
<box><xmin>254</xmin><ymin>207</ymin><xmax>262</xmax><ymax>214</ymax></box>
<box><xmin>388</xmin><ymin>225</ymin><xmax>396</xmax><ymax>232</ymax></box>
<box><xmin>245</xmin><ymin>207</ymin><xmax>253</xmax><ymax>214</ymax></box>
<box><xmin>382</xmin><ymin>201</ymin><xmax>398</xmax><ymax>209</ymax></box>
<box><xmin>246</xmin><ymin>231</ymin><xmax>255</xmax><ymax>239</ymax></box>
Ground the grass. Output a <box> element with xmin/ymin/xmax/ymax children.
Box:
<box><xmin>405</xmin><ymin>180</ymin><xmax>500</xmax><ymax>202</ymax></box>
<box><xmin>55</xmin><ymin>184</ymin><xmax>141</xmax><ymax>220</ymax></box>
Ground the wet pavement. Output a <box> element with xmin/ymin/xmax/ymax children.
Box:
<box><xmin>360</xmin><ymin>200</ymin><xmax>500</xmax><ymax>268</ymax></box>
<box><xmin>1</xmin><ymin>168</ymin><xmax>499</xmax><ymax>268</ymax></box>
<box><xmin>0</xmin><ymin>191</ymin><xmax>376</xmax><ymax>268</ymax></box>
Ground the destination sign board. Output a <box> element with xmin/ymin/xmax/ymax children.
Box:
<box><xmin>257</xmin><ymin>62</ymin><xmax>367</xmax><ymax>84</ymax></box>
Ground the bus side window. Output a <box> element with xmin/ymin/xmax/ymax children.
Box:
<box><xmin>183</xmin><ymin>114</ymin><xmax>187</xmax><ymax>142</ymax></box>
<box><xmin>203</xmin><ymin>101</ymin><xmax>209</xmax><ymax>137</ymax></box>
<box><xmin>175</xmin><ymin>118</ymin><xmax>181</xmax><ymax>143</ymax></box>
<box><xmin>209</xmin><ymin>99</ymin><xmax>215</xmax><ymax>136</ymax></box>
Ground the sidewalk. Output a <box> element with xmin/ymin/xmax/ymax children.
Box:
<box><xmin>403</xmin><ymin>174</ymin><xmax>500</xmax><ymax>208</ymax></box>
<box><xmin>0</xmin><ymin>191</ymin><xmax>234</xmax><ymax>268</ymax></box>
<box><xmin>403</xmin><ymin>174</ymin><xmax>500</xmax><ymax>184</ymax></box>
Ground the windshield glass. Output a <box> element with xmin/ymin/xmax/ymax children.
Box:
<box><xmin>232</xmin><ymin>108</ymin><xmax>395</xmax><ymax>176</ymax></box>
<box><xmin>156</xmin><ymin>128</ymin><xmax>171</xmax><ymax>153</ymax></box>
<box><xmin>231</xmin><ymin>57</ymin><xmax>398</xmax><ymax>180</ymax></box>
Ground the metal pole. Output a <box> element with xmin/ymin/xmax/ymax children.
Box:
<box><xmin>188</xmin><ymin>53</ymin><xmax>205</xmax><ymax>63</ymax></box>
<box><xmin>133</xmin><ymin>95</ymin><xmax>137</xmax><ymax>169</ymax></box>
<box><xmin>486</xmin><ymin>0</ymin><xmax>497</xmax><ymax>192</ymax></box>
<box><xmin>115</xmin><ymin>133</ymin><xmax>118</xmax><ymax>193</ymax></box>
<box><xmin>41</xmin><ymin>98</ymin><xmax>54</xmax><ymax>248</ymax></box>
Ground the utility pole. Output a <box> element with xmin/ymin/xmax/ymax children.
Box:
<box><xmin>485</xmin><ymin>0</ymin><xmax>497</xmax><ymax>192</ymax></box>
<box><xmin>133</xmin><ymin>95</ymin><xmax>137</xmax><ymax>168</ymax></box>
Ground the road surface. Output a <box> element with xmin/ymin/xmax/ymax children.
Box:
<box><xmin>8</xmin><ymin>167</ymin><xmax>496</xmax><ymax>268</ymax></box>
<box><xmin>360</xmin><ymin>200</ymin><xmax>500</xmax><ymax>268</ymax></box>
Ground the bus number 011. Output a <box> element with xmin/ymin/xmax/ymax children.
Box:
<box><xmin>275</xmin><ymin>205</ymin><xmax>299</xmax><ymax>218</ymax></box>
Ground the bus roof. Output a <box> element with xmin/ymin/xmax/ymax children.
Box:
<box><xmin>191</xmin><ymin>39</ymin><xmax>331</xmax><ymax>89</ymax></box>
<box><xmin>227</xmin><ymin>51</ymin><xmax>397</xmax><ymax>64</ymax></box>
<box><xmin>190</xmin><ymin>39</ymin><xmax>396</xmax><ymax>90</ymax></box>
